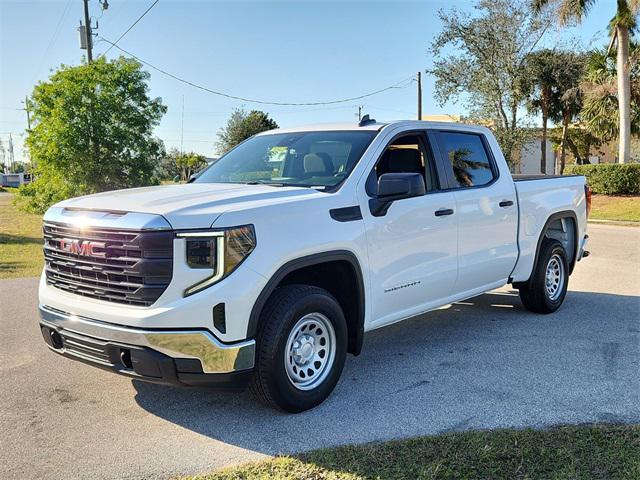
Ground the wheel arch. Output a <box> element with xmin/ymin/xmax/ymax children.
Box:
<box><xmin>247</xmin><ymin>250</ymin><xmax>366</xmax><ymax>356</ymax></box>
<box><xmin>515</xmin><ymin>210</ymin><xmax>579</xmax><ymax>286</ymax></box>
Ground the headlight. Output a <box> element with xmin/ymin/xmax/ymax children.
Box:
<box><xmin>177</xmin><ymin>225</ymin><xmax>256</xmax><ymax>296</ymax></box>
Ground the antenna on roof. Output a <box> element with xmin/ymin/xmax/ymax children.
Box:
<box><xmin>358</xmin><ymin>114</ymin><xmax>376</xmax><ymax>127</ymax></box>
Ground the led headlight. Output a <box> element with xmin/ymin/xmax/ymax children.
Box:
<box><xmin>178</xmin><ymin>225</ymin><xmax>256</xmax><ymax>296</ymax></box>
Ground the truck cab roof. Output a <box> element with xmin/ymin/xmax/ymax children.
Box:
<box><xmin>256</xmin><ymin>120</ymin><xmax>492</xmax><ymax>135</ymax></box>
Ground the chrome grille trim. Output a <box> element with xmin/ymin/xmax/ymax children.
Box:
<box><xmin>43</xmin><ymin>219</ymin><xmax>174</xmax><ymax>307</ymax></box>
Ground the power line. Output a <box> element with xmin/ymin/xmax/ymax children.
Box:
<box><xmin>98</xmin><ymin>37</ymin><xmax>414</xmax><ymax>106</ymax></box>
<box><xmin>102</xmin><ymin>0</ymin><xmax>160</xmax><ymax>56</ymax></box>
<box><xmin>36</xmin><ymin>0</ymin><xmax>72</xmax><ymax>76</ymax></box>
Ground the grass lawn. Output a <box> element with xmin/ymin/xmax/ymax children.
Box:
<box><xmin>590</xmin><ymin>195</ymin><xmax>640</xmax><ymax>222</ymax></box>
<box><xmin>185</xmin><ymin>424</ymin><xmax>640</xmax><ymax>480</ymax></box>
<box><xmin>0</xmin><ymin>191</ymin><xmax>44</xmax><ymax>279</ymax></box>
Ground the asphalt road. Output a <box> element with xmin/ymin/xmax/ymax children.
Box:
<box><xmin>1</xmin><ymin>224</ymin><xmax>639</xmax><ymax>480</ymax></box>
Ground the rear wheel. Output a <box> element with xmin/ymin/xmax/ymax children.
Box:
<box><xmin>518</xmin><ymin>239</ymin><xmax>569</xmax><ymax>314</ymax></box>
<box><xmin>249</xmin><ymin>284</ymin><xmax>347</xmax><ymax>412</ymax></box>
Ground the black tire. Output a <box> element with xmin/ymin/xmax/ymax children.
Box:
<box><xmin>249</xmin><ymin>284</ymin><xmax>348</xmax><ymax>413</ymax></box>
<box><xmin>518</xmin><ymin>239</ymin><xmax>569</xmax><ymax>314</ymax></box>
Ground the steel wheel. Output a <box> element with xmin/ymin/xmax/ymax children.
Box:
<box><xmin>285</xmin><ymin>312</ymin><xmax>336</xmax><ymax>391</ymax></box>
<box><xmin>545</xmin><ymin>253</ymin><xmax>565</xmax><ymax>301</ymax></box>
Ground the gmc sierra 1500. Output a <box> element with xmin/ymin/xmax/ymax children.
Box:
<box><xmin>39</xmin><ymin>119</ymin><xmax>590</xmax><ymax>412</ymax></box>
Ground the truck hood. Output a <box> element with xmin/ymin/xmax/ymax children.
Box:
<box><xmin>54</xmin><ymin>183</ymin><xmax>324</xmax><ymax>229</ymax></box>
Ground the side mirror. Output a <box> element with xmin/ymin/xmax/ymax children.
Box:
<box><xmin>187</xmin><ymin>174</ymin><xmax>198</xmax><ymax>183</ymax></box>
<box><xmin>369</xmin><ymin>172</ymin><xmax>426</xmax><ymax>217</ymax></box>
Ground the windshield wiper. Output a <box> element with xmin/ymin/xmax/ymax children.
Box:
<box><xmin>244</xmin><ymin>180</ymin><xmax>286</xmax><ymax>186</ymax></box>
<box><xmin>244</xmin><ymin>180</ymin><xmax>312</xmax><ymax>188</ymax></box>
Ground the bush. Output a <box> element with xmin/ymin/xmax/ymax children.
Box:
<box><xmin>14</xmin><ymin>166</ymin><xmax>83</xmax><ymax>214</ymax></box>
<box><xmin>564</xmin><ymin>163</ymin><xmax>640</xmax><ymax>195</ymax></box>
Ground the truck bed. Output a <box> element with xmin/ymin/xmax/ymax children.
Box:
<box><xmin>509</xmin><ymin>173</ymin><xmax>588</xmax><ymax>283</ymax></box>
<box><xmin>512</xmin><ymin>174</ymin><xmax>579</xmax><ymax>181</ymax></box>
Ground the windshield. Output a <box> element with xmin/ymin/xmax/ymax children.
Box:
<box><xmin>195</xmin><ymin>130</ymin><xmax>377</xmax><ymax>189</ymax></box>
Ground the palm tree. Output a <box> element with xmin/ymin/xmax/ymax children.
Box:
<box><xmin>581</xmin><ymin>44</ymin><xmax>639</xmax><ymax>143</ymax></box>
<box><xmin>553</xmin><ymin>52</ymin><xmax>587</xmax><ymax>173</ymax></box>
<box><xmin>534</xmin><ymin>0</ymin><xmax>638</xmax><ymax>163</ymax></box>
<box><xmin>526</xmin><ymin>49</ymin><xmax>564</xmax><ymax>173</ymax></box>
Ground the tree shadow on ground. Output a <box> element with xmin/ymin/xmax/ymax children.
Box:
<box><xmin>132</xmin><ymin>290</ymin><xmax>640</xmax><ymax>458</ymax></box>
<box><xmin>0</xmin><ymin>233</ymin><xmax>43</xmax><ymax>245</ymax></box>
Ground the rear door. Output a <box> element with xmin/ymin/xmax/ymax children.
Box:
<box><xmin>431</xmin><ymin>129</ymin><xmax>518</xmax><ymax>295</ymax></box>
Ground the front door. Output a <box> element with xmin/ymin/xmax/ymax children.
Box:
<box><xmin>359</xmin><ymin>131</ymin><xmax>459</xmax><ymax>329</ymax></box>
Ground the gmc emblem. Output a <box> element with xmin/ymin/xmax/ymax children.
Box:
<box><xmin>59</xmin><ymin>239</ymin><xmax>106</xmax><ymax>258</ymax></box>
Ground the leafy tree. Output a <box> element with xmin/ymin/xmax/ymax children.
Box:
<box><xmin>17</xmin><ymin>57</ymin><xmax>166</xmax><ymax>212</ymax></box>
<box><xmin>429</xmin><ymin>0</ymin><xmax>550</xmax><ymax>165</ymax></box>
<box><xmin>156</xmin><ymin>148</ymin><xmax>181</xmax><ymax>181</ymax></box>
<box><xmin>8</xmin><ymin>161</ymin><xmax>27</xmax><ymax>173</ymax></box>
<box><xmin>549</xmin><ymin>125</ymin><xmax>603</xmax><ymax>165</ymax></box>
<box><xmin>581</xmin><ymin>44</ymin><xmax>640</xmax><ymax>148</ymax></box>
<box><xmin>534</xmin><ymin>0</ymin><xmax>639</xmax><ymax>163</ymax></box>
<box><xmin>156</xmin><ymin>148</ymin><xmax>207</xmax><ymax>181</ymax></box>
<box><xmin>216</xmin><ymin>109</ymin><xmax>278</xmax><ymax>154</ymax></box>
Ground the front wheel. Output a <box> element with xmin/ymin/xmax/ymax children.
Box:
<box><xmin>249</xmin><ymin>284</ymin><xmax>347</xmax><ymax>412</ymax></box>
<box><xmin>518</xmin><ymin>239</ymin><xmax>569</xmax><ymax>314</ymax></box>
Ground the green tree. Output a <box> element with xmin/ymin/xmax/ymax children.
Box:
<box><xmin>549</xmin><ymin>125</ymin><xmax>603</xmax><ymax>165</ymax></box>
<box><xmin>526</xmin><ymin>49</ymin><xmax>566</xmax><ymax>173</ymax></box>
<box><xmin>9</xmin><ymin>161</ymin><xmax>26</xmax><ymax>173</ymax></box>
<box><xmin>581</xmin><ymin>44</ymin><xmax>640</xmax><ymax>148</ymax></box>
<box><xmin>534</xmin><ymin>0</ymin><xmax>638</xmax><ymax>163</ymax></box>
<box><xmin>17</xmin><ymin>57</ymin><xmax>166</xmax><ymax>212</ymax></box>
<box><xmin>175</xmin><ymin>151</ymin><xmax>207</xmax><ymax>181</ymax></box>
<box><xmin>553</xmin><ymin>51</ymin><xmax>588</xmax><ymax>173</ymax></box>
<box><xmin>429</xmin><ymin>0</ymin><xmax>550</xmax><ymax>165</ymax></box>
<box><xmin>156</xmin><ymin>148</ymin><xmax>181</xmax><ymax>181</ymax></box>
<box><xmin>216</xmin><ymin>109</ymin><xmax>278</xmax><ymax>154</ymax></box>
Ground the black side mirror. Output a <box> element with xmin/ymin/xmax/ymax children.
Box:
<box><xmin>369</xmin><ymin>172</ymin><xmax>426</xmax><ymax>217</ymax></box>
<box><xmin>187</xmin><ymin>174</ymin><xmax>198</xmax><ymax>183</ymax></box>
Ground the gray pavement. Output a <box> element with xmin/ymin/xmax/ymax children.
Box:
<box><xmin>1</xmin><ymin>224</ymin><xmax>639</xmax><ymax>480</ymax></box>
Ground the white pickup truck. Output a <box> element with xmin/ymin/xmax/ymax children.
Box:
<box><xmin>39</xmin><ymin>119</ymin><xmax>590</xmax><ymax>412</ymax></box>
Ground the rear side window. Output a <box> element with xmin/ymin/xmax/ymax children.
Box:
<box><xmin>436</xmin><ymin>132</ymin><xmax>495</xmax><ymax>188</ymax></box>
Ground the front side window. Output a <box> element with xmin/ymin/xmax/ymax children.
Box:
<box><xmin>437</xmin><ymin>132</ymin><xmax>495</xmax><ymax>188</ymax></box>
<box><xmin>195</xmin><ymin>131</ymin><xmax>377</xmax><ymax>190</ymax></box>
<box><xmin>370</xmin><ymin>133</ymin><xmax>436</xmax><ymax>192</ymax></box>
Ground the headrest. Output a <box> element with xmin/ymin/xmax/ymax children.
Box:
<box><xmin>303</xmin><ymin>153</ymin><xmax>332</xmax><ymax>175</ymax></box>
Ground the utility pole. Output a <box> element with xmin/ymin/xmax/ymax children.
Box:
<box><xmin>22</xmin><ymin>96</ymin><xmax>31</xmax><ymax>130</ymax></box>
<box><xmin>417</xmin><ymin>71</ymin><xmax>423</xmax><ymax>121</ymax></box>
<box><xmin>180</xmin><ymin>95</ymin><xmax>185</xmax><ymax>155</ymax></box>
<box><xmin>357</xmin><ymin>105</ymin><xmax>363</xmax><ymax>122</ymax></box>
<box><xmin>0</xmin><ymin>139</ymin><xmax>6</xmax><ymax>174</ymax></box>
<box><xmin>81</xmin><ymin>0</ymin><xmax>93</xmax><ymax>62</ymax></box>
<box><xmin>8</xmin><ymin>134</ymin><xmax>14</xmax><ymax>172</ymax></box>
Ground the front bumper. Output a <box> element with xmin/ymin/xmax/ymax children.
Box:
<box><xmin>39</xmin><ymin>305</ymin><xmax>255</xmax><ymax>389</ymax></box>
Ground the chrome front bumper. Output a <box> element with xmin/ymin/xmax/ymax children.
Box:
<box><xmin>39</xmin><ymin>305</ymin><xmax>255</xmax><ymax>376</ymax></box>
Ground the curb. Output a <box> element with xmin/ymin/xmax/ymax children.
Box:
<box><xmin>588</xmin><ymin>219</ymin><xmax>640</xmax><ymax>227</ymax></box>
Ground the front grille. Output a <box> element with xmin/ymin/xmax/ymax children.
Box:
<box><xmin>43</xmin><ymin>222</ymin><xmax>173</xmax><ymax>306</ymax></box>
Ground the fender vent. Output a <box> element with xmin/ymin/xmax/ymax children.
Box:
<box><xmin>213</xmin><ymin>303</ymin><xmax>226</xmax><ymax>333</ymax></box>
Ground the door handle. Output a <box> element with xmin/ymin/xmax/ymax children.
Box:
<box><xmin>434</xmin><ymin>208</ymin><xmax>454</xmax><ymax>217</ymax></box>
<box><xmin>499</xmin><ymin>200</ymin><xmax>514</xmax><ymax>208</ymax></box>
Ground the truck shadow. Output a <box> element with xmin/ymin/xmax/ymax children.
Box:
<box><xmin>132</xmin><ymin>289</ymin><xmax>640</xmax><ymax>457</ymax></box>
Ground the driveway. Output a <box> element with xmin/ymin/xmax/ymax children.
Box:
<box><xmin>1</xmin><ymin>224</ymin><xmax>639</xmax><ymax>480</ymax></box>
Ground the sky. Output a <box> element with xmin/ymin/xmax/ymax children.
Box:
<box><xmin>0</xmin><ymin>0</ymin><xmax>616</xmax><ymax>163</ymax></box>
